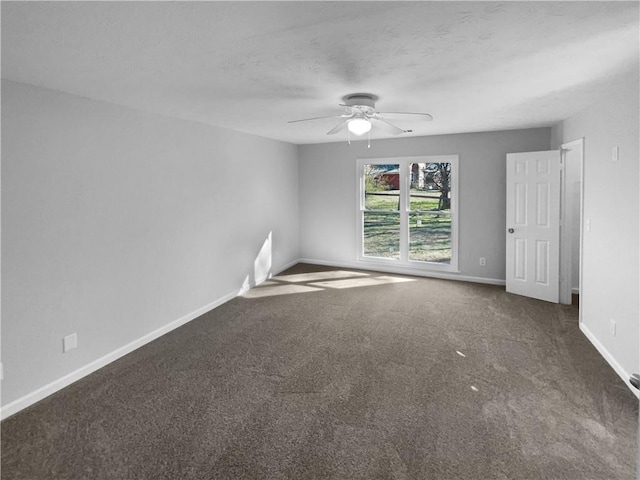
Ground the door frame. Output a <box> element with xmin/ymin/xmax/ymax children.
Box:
<box><xmin>559</xmin><ymin>138</ymin><xmax>584</xmax><ymax>316</ymax></box>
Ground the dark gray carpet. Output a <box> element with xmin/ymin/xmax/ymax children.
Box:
<box><xmin>2</xmin><ymin>263</ymin><xmax>638</xmax><ymax>479</ymax></box>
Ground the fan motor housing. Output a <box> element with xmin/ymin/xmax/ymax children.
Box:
<box><xmin>342</xmin><ymin>93</ymin><xmax>378</xmax><ymax>108</ymax></box>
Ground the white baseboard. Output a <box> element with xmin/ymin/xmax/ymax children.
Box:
<box><xmin>579</xmin><ymin>322</ymin><xmax>639</xmax><ymax>398</ymax></box>
<box><xmin>1</xmin><ymin>259</ymin><xmax>300</xmax><ymax>420</ymax></box>
<box><xmin>0</xmin><ymin>292</ymin><xmax>235</xmax><ymax>421</ymax></box>
<box><xmin>298</xmin><ymin>257</ymin><xmax>506</xmax><ymax>286</ymax></box>
<box><xmin>250</xmin><ymin>258</ymin><xmax>300</xmax><ymax>289</ymax></box>
<box><xmin>266</xmin><ymin>258</ymin><xmax>299</xmax><ymax>281</ymax></box>
<box><xmin>572</xmin><ymin>287</ymin><xmax>580</xmax><ymax>294</ymax></box>
<box><xmin>5</xmin><ymin>256</ymin><xmax>594</xmax><ymax>420</ymax></box>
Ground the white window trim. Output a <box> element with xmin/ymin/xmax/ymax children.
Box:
<box><xmin>356</xmin><ymin>155</ymin><xmax>459</xmax><ymax>273</ymax></box>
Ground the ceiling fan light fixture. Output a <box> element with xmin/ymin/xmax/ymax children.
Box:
<box><xmin>288</xmin><ymin>92</ymin><xmax>431</xmax><ymax>141</ymax></box>
<box><xmin>347</xmin><ymin>117</ymin><xmax>372</xmax><ymax>136</ymax></box>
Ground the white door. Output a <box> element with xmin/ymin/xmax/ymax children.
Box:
<box><xmin>506</xmin><ymin>150</ymin><xmax>561</xmax><ymax>303</ymax></box>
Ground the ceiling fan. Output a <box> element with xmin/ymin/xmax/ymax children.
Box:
<box><xmin>288</xmin><ymin>93</ymin><xmax>433</xmax><ymax>138</ymax></box>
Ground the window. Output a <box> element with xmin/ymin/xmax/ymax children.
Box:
<box><xmin>357</xmin><ymin>155</ymin><xmax>459</xmax><ymax>272</ymax></box>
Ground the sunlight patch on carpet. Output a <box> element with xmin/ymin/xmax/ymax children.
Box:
<box><xmin>309</xmin><ymin>275</ymin><xmax>416</xmax><ymax>289</ymax></box>
<box><xmin>273</xmin><ymin>270</ymin><xmax>370</xmax><ymax>283</ymax></box>
<box><xmin>241</xmin><ymin>284</ymin><xmax>323</xmax><ymax>299</ymax></box>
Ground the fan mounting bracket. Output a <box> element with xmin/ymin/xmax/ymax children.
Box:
<box><xmin>341</xmin><ymin>93</ymin><xmax>378</xmax><ymax>109</ymax></box>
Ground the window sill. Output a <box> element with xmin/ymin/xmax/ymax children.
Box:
<box><xmin>356</xmin><ymin>256</ymin><xmax>460</xmax><ymax>274</ymax></box>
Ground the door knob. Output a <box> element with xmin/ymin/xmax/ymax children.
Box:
<box><xmin>508</xmin><ymin>228</ymin><xmax>515</xmax><ymax>234</ymax></box>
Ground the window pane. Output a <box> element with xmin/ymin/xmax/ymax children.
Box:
<box><xmin>364</xmin><ymin>164</ymin><xmax>400</xmax><ymax>211</ymax></box>
<box><xmin>363</xmin><ymin>212</ymin><xmax>400</xmax><ymax>259</ymax></box>
<box><xmin>409</xmin><ymin>162</ymin><xmax>451</xmax><ymax>212</ymax></box>
<box><xmin>409</xmin><ymin>213</ymin><xmax>451</xmax><ymax>263</ymax></box>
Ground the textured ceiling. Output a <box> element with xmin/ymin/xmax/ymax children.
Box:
<box><xmin>2</xmin><ymin>1</ymin><xmax>638</xmax><ymax>144</ymax></box>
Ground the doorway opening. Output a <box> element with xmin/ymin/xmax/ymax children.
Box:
<box><xmin>559</xmin><ymin>138</ymin><xmax>584</xmax><ymax>316</ymax></box>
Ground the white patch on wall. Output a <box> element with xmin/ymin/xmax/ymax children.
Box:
<box><xmin>254</xmin><ymin>232</ymin><xmax>273</xmax><ymax>285</ymax></box>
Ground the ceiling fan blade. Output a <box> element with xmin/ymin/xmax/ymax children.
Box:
<box><xmin>326</xmin><ymin>119</ymin><xmax>350</xmax><ymax>135</ymax></box>
<box><xmin>288</xmin><ymin>115</ymin><xmax>346</xmax><ymax>124</ymax></box>
<box><xmin>378</xmin><ymin>112</ymin><xmax>434</xmax><ymax>121</ymax></box>
<box><xmin>371</xmin><ymin>117</ymin><xmax>406</xmax><ymax>135</ymax></box>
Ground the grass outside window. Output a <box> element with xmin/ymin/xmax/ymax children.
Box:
<box><xmin>359</xmin><ymin>156</ymin><xmax>458</xmax><ymax>270</ymax></box>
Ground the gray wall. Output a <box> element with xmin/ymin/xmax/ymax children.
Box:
<box><xmin>298</xmin><ymin>128</ymin><xmax>551</xmax><ymax>281</ymax></box>
<box><xmin>1</xmin><ymin>80</ymin><xmax>300</xmax><ymax>406</ymax></box>
<box><xmin>556</xmin><ymin>69</ymin><xmax>639</xmax><ymax>380</ymax></box>
<box><xmin>4</xmin><ymin>72</ymin><xmax>636</xmax><ymax>412</ymax></box>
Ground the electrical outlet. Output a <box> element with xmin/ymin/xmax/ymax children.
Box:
<box><xmin>585</xmin><ymin>219</ymin><xmax>591</xmax><ymax>233</ymax></box>
<box><xmin>612</xmin><ymin>146</ymin><xmax>619</xmax><ymax>162</ymax></box>
<box><xmin>479</xmin><ymin>257</ymin><xmax>486</xmax><ymax>266</ymax></box>
<box><xmin>63</xmin><ymin>333</ymin><xmax>78</xmax><ymax>353</ymax></box>
<box><xmin>609</xmin><ymin>319</ymin><xmax>616</xmax><ymax>336</ymax></box>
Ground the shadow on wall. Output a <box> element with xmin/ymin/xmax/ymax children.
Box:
<box><xmin>239</xmin><ymin>232</ymin><xmax>274</xmax><ymax>295</ymax></box>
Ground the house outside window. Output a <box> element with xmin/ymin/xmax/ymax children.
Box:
<box><xmin>357</xmin><ymin>155</ymin><xmax>459</xmax><ymax>272</ymax></box>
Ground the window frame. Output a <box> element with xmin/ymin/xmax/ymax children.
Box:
<box><xmin>356</xmin><ymin>155</ymin><xmax>459</xmax><ymax>273</ymax></box>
